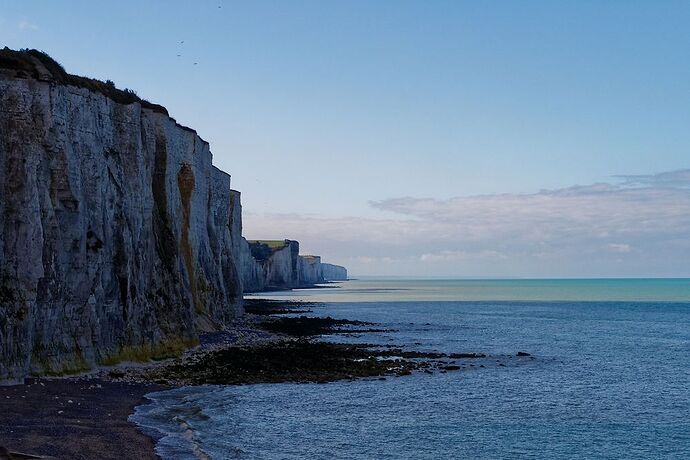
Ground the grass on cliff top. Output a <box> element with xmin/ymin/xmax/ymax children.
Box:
<box><xmin>248</xmin><ymin>240</ymin><xmax>291</xmax><ymax>262</ymax></box>
<box><xmin>0</xmin><ymin>47</ymin><xmax>168</xmax><ymax>114</ymax></box>
<box><xmin>249</xmin><ymin>240</ymin><xmax>289</xmax><ymax>249</ymax></box>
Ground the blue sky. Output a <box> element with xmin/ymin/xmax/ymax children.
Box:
<box><xmin>2</xmin><ymin>1</ymin><xmax>690</xmax><ymax>276</ymax></box>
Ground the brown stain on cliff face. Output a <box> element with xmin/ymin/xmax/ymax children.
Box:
<box><xmin>177</xmin><ymin>163</ymin><xmax>202</xmax><ymax>313</ymax></box>
<box><xmin>227</xmin><ymin>192</ymin><xmax>235</xmax><ymax>235</ymax></box>
<box><xmin>151</xmin><ymin>137</ymin><xmax>179</xmax><ymax>273</ymax></box>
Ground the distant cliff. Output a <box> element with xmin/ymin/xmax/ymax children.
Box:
<box><xmin>239</xmin><ymin>240</ymin><xmax>345</xmax><ymax>291</ymax></box>
<box><xmin>247</xmin><ymin>240</ymin><xmax>300</xmax><ymax>290</ymax></box>
<box><xmin>0</xmin><ymin>49</ymin><xmax>242</xmax><ymax>381</ymax></box>
<box><xmin>227</xmin><ymin>190</ymin><xmax>265</xmax><ymax>293</ymax></box>
<box><xmin>299</xmin><ymin>255</ymin><xmax>322</xmax><ymax>285</ymax></box>
<box><xmin>322</xmin><ymin>263</ymin><xmax>348</xmax><ymax>281</ymax></box>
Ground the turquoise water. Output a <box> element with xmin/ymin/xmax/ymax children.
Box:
<box><xmin>132</xmin><ymin>279</ymin><xmax>690</xmax><ymax>459</ymax></box>
<box><xmin>255</xmin><ymin>278</ymin><xmax>690</xmax><ymax>302</ymax></box>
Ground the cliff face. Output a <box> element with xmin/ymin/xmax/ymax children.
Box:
<box><xmin>238</xmin><ymin>236</ymin><xmax>348</xmax><ymax>292</ymax></box>
<box><xmin>246</xmin><ymin>240</ymin><xmax>300</xmax><ymax>290</ymax></box>
<box><xmin>0</xmin><ymin>49</ymin><xmax>349</xmax><ymax>380</ymax></box>
<box><xmin>237</xmin><ymin>239</ymin><xmax>266</xmax><ymax>292</ymax></box>
<box><xmin>298</xmin><ymin>255</ymin><xmax>323</xmax><ymax>285</ymax></box>
<box><xmin>228</xmin><ymin>190</ymin><xmax>265</xmax><ymax>293</ymax></box>
<box><xmin>322</xmin><ymin>263</ymin><xmax>348</xmax><ymax>281</ymax></box>
<box><xmin>0</xmin><ymin>57</ymin><xmax>242</xmax><ymax>381</ymax></box>
<box><xmin>264</xmin><ymin>241</ymin><xmax>300</xmax><ymax>288</ymax></box>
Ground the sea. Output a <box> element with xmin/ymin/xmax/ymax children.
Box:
<box><xmin>130</xmin><ymin>278</ymin><xmax>690</xmax><ymax>459</ymax></box>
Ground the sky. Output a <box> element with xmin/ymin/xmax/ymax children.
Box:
<box><xmin>2</xmin><ymin>1</ymin><xmax>689</xmax><ymax>277</ymax></box>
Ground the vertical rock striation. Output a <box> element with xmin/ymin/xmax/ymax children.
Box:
<box><xmin>0</xmin><ymin>49</ymin><xmax>347</xmax><ymax>381</ymax></box>
<box><xmin>0</xmin><ymin>50</ymin><xmax>242</xmax><ymax>381</ymax></box>
<box><xmin>245</xmin><ymin>240</ymin><xmax>301</xmax><ymax>290</ymax></box>
<box><xmin>228</xmin><ymin>190</ymin><xmax>265</xmax><ymax>293</ymax></box>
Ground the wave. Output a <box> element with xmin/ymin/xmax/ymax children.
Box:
<box><xmin>129</xmin><ymin>386</ymin><xmax>215</xmax><ymax>460</ymax></box>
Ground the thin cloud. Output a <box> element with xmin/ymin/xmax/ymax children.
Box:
<box><xmin>614</xmin><ymin>169</ymin><xmax>690</xmax><ymax>189</ymax></box>
<box><xmin>18</xmin><ymin>20</ymin><xmax>39</xmax><ymax>31</ymax></box>
<box><xmin>420</xmin><ymin>250</ymin><xmax>507</xmax><ymax>263</ymax></box>
<box><xmin>244</xmin><ymin>169</ymin><xmax>690</xmax><ymax>276</ymax></box>
<box><xmin>606</xmin><ymin>243</ymin><xmax>632</xmax><ymax>254</ymax></box>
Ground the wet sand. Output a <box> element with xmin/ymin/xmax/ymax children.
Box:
<box><xmin>0</xmin><ymin>311</ymin><xmax>286</xmax><ymax>459</ymax></box>
<box><xmin>0</xmin><ymin>378</ymin><xmax>165</xmax><ymax>459</ymax></box>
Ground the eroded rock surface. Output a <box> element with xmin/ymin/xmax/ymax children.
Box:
<box><xmin>0</xmin><ymin>49</ymin><xmax>348</xmax><ymax>381</ymax></box>
<box><xmin>0</xmin><ymin>51</ymin><xmax>242</xmax><ymax>381</ymax></box>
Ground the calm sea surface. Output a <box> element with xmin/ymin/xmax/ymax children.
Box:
<box><xmin>131</xmin><ymin>279</ymin><xmax>690</xmax><ymax>459</ymax></box>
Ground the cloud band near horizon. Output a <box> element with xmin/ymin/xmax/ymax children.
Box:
<box><xmin>243</xmin><ymin>169</ymin><xmax>690</xmax><ymax>277</ymax></box>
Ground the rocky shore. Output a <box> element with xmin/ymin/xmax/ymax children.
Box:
<box><xmin>0</xmin><ymin>297</ymin><xmax>532</xmax><ymax>458</ymax></box>
<box><xmin>107</xmin><ymin>299</ymin><xmax>470</xmax><ymax>386</ymax></box>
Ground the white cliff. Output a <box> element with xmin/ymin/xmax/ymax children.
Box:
<box><xmin>322</xmin><ymin>263</ymin><xmax>348</xmax><ymax>281</ymax></box>
<box><xmin>246</xmin><ymin>240</ymin><xmax>300</xmax><ymax>290</ymax></box>
<box><xmin>228</xmin><ymin>190</ymin><xmax>265</xmax><ymax>293</ymax></box>
<box><xmin>0</xmin><ymin>48</ymin><xmax>348</xmax><ymax>381</ymax></box>
<box><xmin>298</xmin><ymin>255</ymin><xmax>323</xmax><ymax>285</ymax></box>
<box><xmin>0</xmin><ymin>49</ymin><xmax>242</xmax><ymax>381</ymax></box>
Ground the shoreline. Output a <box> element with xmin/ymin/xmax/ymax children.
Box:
<box><xmin>0</xmin><ymin>298</ymin><xmax>508</xmax><ymax>458</ymax></box>
<box><xmin>0</xmin><ymin>309</ymin><xmax>285</xmax><ymax>458</ymax></box>
<box><xmin>0</xmin><ymin>302</ymin><xmax>289</xmax><ymax>458</ymax></box>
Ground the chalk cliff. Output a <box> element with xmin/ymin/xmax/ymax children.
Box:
<box><xmin>246</xmin><ymin>240</ymin><xmax>300</xmax><ymax>290</ymax></box>
<box><xmin>0</xmin><ymin>48</ymin><xmax>348</xmax><ymax>381</ymax></box>
<box><xmin>0</xmin><ymin>49</ymin><xmax>242</xmax><ymax>381</ymax></box>
<box><xmin>242</xmin><ymin>242</ymin><xmax>343</xmax><ymax>291</ymax></box>
<box><xmin>322</xmin><ymin>263</ymin><xmax>348</xmax><ymax>281</ymax></box>
<box><xmin>238</xmin><ymin>246</ymin><xmax>350</xmax><ymax>290</ymax></box>
<box><xmin>228</xmin><ymin>190</ymin><xmax>265</xmax><ymax>293</ymax></box>
<box><xmin>298</xmin><ymin>255</ymin><xmax>323</xmax><ymax>285</ymax></box>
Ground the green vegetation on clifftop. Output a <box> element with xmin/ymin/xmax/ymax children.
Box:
<box><xmin>0</xmin><ymin>47</ymin><xmax>168</xmax><ymax>114</ymax></box>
